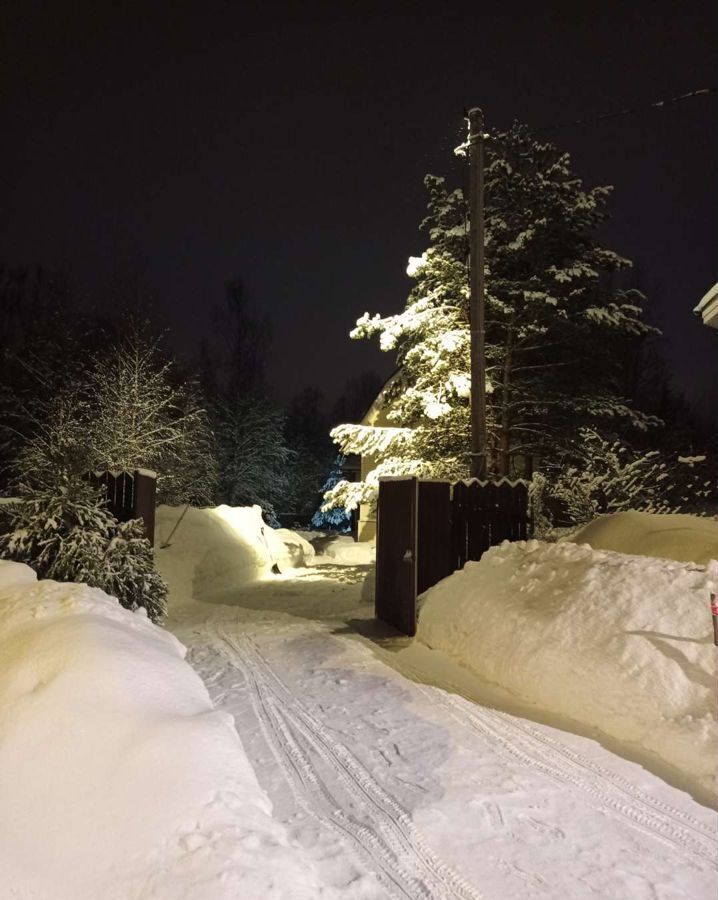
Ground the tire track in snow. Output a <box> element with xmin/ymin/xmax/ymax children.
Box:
<box><xmin>419</xmin><ymin>685</ymin><xmax>715</xmax><ymax>866</ymax></box>
<box><xmin>213</xmin><ymin>627</ymin><xmax>485</xmax><ymax>900</ymax></box>
<box><xmin>247</xmin><ymin>651</ymin><xmax>484</xmax><ymax>900</ymax></box>
<box><xmin>235</xmin><ymin>646</ymin><xmax>415</xmax><ymax>899</ymax></box>
<box><xmin>384</xmin><ymin>651</ymin><xmax>716</xmax><ymax>857</ymax></box>
<box><xmin>495</xmin><ymin>710</ymin><xmax>715</xmax><ymax>839</ymax></box>
<box><xmin>195</xmin><ymin>638</ymin><xmax>404</xmax><ymax>900</ymax></box>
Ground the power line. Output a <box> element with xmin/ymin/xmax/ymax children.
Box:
<box><xmin>537</xmin><ymin>86</ymin><xmax>716</xmax><ymax>133</ymax></box>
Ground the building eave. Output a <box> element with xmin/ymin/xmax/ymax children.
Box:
<box><xmin>694</xmin><ymin>283</ymin><xmax>718</xmax><ymax>329</ymax></box>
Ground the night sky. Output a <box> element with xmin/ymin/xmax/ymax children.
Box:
<box><xmin>1</xmin><ymin>1</ymin><xmax>715</xmax><ymax>413</ymax></box>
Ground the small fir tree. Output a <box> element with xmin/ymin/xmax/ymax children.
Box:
<box><xmin>0</xmin><ymin>477</ymin><xmax>167</xmax><ymax>622</ymax></box>
<box><xmin>311</xmin><ymin>456</ymin><xmax>353</xmax><ymax>532</ymax></box>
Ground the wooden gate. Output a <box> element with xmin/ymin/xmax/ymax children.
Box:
<box><xmin>376</xmin><ymin>478</ymin><xmax>453</xmax><ymax>637</ymax></box>
<box><xmin>376</xmin><ymin>477</ymin><xmax>530</xmax><ymax>635</ymax></box>
<box><xmin>375</xmin><ymin>478</ymin><xmax>417</xmax><ymax>636</ymax></box>
<box><xmin>452</xmin><ymin>479</ymin><xmax>529</xmax><ymax>570</ymax></box>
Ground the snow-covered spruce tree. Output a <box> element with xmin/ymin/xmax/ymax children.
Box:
<box><xmin>310</xmin><ymin>455</ymin><xmax>353</xmax><ymax>532</ymax></box>
<box><xmin>213</xmin><ymin>395</ymin><xmax>292</xmax><ymax>525</ymax></box>
<box><xmin>204</xmin><ymin>279</ymin><xmax>294</xmax><ymax>524</ymax></box>
<box><xmin>323</xmin><ymin>122</ymin><xmax>656</xmax><ymax>512</ymax></box>
<box><xmin>0</xmin><ymin>477</ymin><xmax>167</xmax><ymax>621</ymax></box>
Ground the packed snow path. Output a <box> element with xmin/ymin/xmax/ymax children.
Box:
<box><xmin>165</xmin><ymin>560</ymin><xmax>717</xmax><ymax>900</ymax></box>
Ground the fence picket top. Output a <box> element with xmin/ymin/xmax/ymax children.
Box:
<box><xmin>457</xmin><ymin>476</ymin><xmax>530</xmax><ymax>488</ymax></box>
<box><xmin>91</xmin><ymin>468</ymin><xmax>158</xmax><ymax>480</ymax></box>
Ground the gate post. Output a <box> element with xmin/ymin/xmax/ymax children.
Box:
<box><xmin>133</xmin><ymin>469</ymin><xmax>157</xmax><ymax>547</ymax></box>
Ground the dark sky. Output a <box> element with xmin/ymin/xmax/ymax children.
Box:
<box><xmin>1</xmin><ymin>1</ymin><xmax>716</xmax><ymax>413</ymax></box>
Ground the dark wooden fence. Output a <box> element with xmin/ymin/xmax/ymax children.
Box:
<box><xmin>451</xmin><ymin>479</ymin><xmax>529</xmax><ymax>570</ymax></box>
<box><xmin>375</xmin><ymin>477</ymin><xmax>530</xmax><ymax>636</ymax></box>
<box><xmin>89</xmin><ymin>469</ymin><xmax>157</xmax><ymax>546</ymax></box>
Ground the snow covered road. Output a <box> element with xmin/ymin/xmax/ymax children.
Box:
<box><xmin>156</xmin><ymin>512</ymin><xmax>716</xmax><ymax>899</ymax></box>
<box><xmin>174</xmin><ymin>605</ymin><xmax>716</xmax><ymax>900</ymax></box>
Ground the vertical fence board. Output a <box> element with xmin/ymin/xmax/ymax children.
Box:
<box><xmin>375</xmin><ymin>478</ymin><xmax>418</xmax><ymax>637</ymax></box>
<box><xmin>417</xmin><ymin>481</ymin><xmax>453</xmax><ymax>595</ymax></box>
<box><xmin>515</xmin><ymin>482</ymin><xmax>529</xmax><ymax>540</ymax></box>
<box><xmin>484</xmin><ymin>482</ymin><xmax>500</xmax><ymax>553</ymax></box>
<box><xmin>494</xmin><ymin>481</ymin><xmax>513</xmax><ymax>544</ymax></box>
<box><xmin>466</xmin><ymin>482</ymin><xmax>485</xmax><ymax>560</ymax></box>
<box><xmin>452</xmin><ymin>481</ymin><xmax>468</xmax><ymax>570</ymax></box>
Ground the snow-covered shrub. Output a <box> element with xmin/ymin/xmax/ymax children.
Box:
<box><xmin>0</xmin><ymin>478</ymin><xmax>167</xmax><ymax>621</ymax></box>
<box><xmin>85</xmin><ymin>334</ymin><xmax>216</xmax><ymax>505</ymax></box>
<box><xmin>527</xmin><ymin>472</ymin><xmax>552</xmax><ymax>537</ymax></box>
<box><xmin>543</xmin><ymin>429</ymin><xmax>714</xmax><ymax>527</ymax></box>
<box><xmin>8</xmin><ymin>330</ymin><xmax>216</xmax><ymax>506</ymax></box>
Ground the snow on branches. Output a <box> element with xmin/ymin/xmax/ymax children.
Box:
<box><xmin>0</xmin><ymin>477</ymin><xmax>167</xmax><ymax>621</ymax></box>
<box><xmin>322</xmin><ymin>121</ymin><xmax>661</xmax><ymax>514</ymax></box>
<box><xmin>330</xmin><ymin>424</ymin><xmax>414</xmax><ymax>458</ymax></box>
<box><xmin>12</xmin><ymin>332</ymin><xmax>215</xmax><ymax>505</ymax></box>
<box><xmin>533</xmin><ymin>429</ymin><xmax>716</xmax><ymax>529</ymax></box>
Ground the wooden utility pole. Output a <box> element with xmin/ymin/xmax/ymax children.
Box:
<box><xmin>467</xmin><ymin>107</ymin><xmax>488</xmax><ymax>479</ymax></box>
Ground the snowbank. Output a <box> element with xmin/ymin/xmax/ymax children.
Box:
<box><xmin>569</xmin><ymin>510</ymin><xmax>717</xmax><ymax>564</ymax></box>
<box><xmin>155</xmin><ymin>505</ymin><xmax>313</xmax><ymax>609</ymax></box>
<box><xmin>273</xmin><ymin>527</ymin><xmax>316</xmax><ymax>567</ymax></box>
<box><xmin>0</xmin><ymin>560</ymin><xmax>328</xmax><ymax>900</ymax></box>
<box><xmin>417</xmin><ymin>540</ymin><xmax>717</xmax><ymax>805</ymax></box>
<box><xmin>312</xmin><ymin>534</ymin><xmax>376</xmax><ymax>566</ymax></box>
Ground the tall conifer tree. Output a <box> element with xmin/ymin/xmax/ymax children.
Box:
<box><xmin>324</xmin><ymin>123</ymin><xmax>656</xmax><ymax>512</ymax></box>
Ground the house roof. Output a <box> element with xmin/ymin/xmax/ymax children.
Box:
<box><xmin>360</xmin><ymin>369</ymin><xmax>401</xmax><ymax>427</ymax></box>
<box><xmin>694</xmin><ymin>283</ymin><xmax>718</xmax><ymax>329</ymax></box>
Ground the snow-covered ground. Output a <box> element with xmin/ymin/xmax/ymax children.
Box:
<box><xmin>0</xmin><ymin>559</ymin><xmax>331</xmax><ymax>900</ymax></box>
<box><xmin>156</xmin><ymin>505</ymin><xmax>716</xmax><ymax>899</ymax></box>
<box><xmin>2</xmin><ymin>505</ymin><xmax>716</xmax><ymax>898</ymax></box>
<box><xmin>418</xmin><ymin>539</ymin><xmax>717</xmax><ymax>806</ymax></box>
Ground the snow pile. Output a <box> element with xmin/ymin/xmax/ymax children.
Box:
<box><xmin>315</xmin><ymin>534</ymin><xmax>376</xmax><ymax>566</ymax></box>
<box><xmin>273</xmin><ymin>527</ymin><xmax>316</xmax><ymax>567</ymax></box>
<box><xmin>569</xmin><ymin>510</ymin><xmax>717</xmax><ymax>565</ymax></box>
<box><xmin>417</xmin><ymin>540</ymin><xmax>717</xmax><ymax>804</ymax></box>
<box><xmin>0</xmin><ymin>560</ymin><xmax>329</xmax><ymax>900</ymax></box>
<box><xmin>156</xmin><ymin>505</ymin><xmax>313</xmax><ymax>608</ymax></box>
